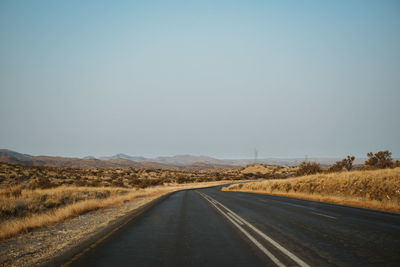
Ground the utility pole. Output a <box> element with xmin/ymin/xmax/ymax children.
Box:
<box><xmin>254</xmin><ymin>148</ymin><xmax>258</xmax><ymax>164</ymax></box>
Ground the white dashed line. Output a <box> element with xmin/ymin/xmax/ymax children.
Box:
<box><xmin>311</xmin><ymin>212</ymin><xmax>337</xmax><ymax>219</ymax></box>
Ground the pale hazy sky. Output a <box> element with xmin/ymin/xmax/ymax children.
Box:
<box><xmin>1</xmin><ymin>0</ymin><xmax>399</xmax><ymax>159</ymax></box>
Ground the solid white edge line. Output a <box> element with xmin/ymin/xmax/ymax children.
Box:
<box><xmin>204</xmin><ymin>192</ymin><xmax>310</xmax><ymax>267</ymax></box>
<box><xmin>199</xmin><ymin>192</ymin><xmax>285</xmax><ymax>267</ymax></box>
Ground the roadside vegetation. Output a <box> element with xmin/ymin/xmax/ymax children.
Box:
<box><xmin>0</xmin><ymin>163</ymin><xmax>242</xmax><ymax>190</ymax></box>
<box><xmin>0</xmin><ymin>182</ymin><xmax>232</xmax><ymax>240</ymax></box>
<box><xmin>0</xmin><ymin>161</ymin><xmax>297</xmax><ymax>240</ymax></box>
<box><xmin>0</xmin><ymin>162</ymin><xmax>250</xmax><ymax>240</ymax></box>
<box><xmin>1</xmin><ymin>150</ymin><xmax>399</xmax><ymax>240</ymax></box>
<box><xmin>224</xmin><ymin>151</ymin><xmax>400</xmax><ymax>213</ymax></box>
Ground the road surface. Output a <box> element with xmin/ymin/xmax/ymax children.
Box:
<box><xmin>66</xmin><ymin>185</ymin><xmax>400</xmax><ymax>266</ymax></box>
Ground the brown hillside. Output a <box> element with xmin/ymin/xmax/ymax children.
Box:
<box><xmin>0</xmin><ymin>155</ymin><xmax>181</xmax><ymax>170</ymax></box>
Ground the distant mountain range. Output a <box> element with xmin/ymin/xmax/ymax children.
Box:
<box><xmin>0</xmin><ymin>149</ymin><xmax>371</xmax><ymax>170</ymax></box>
<box><xmin>93</xmin><ymin>153</ymin><xmax>368</xmax><ymax>166</ymax></box>
<box><xmin>0</xmin><ymin>149</ymin><xmax>236</xmax><ymax>170</ymax></box>
<box><xmin>99</xmin><ymin>153</ymin><xmax>148</xmax><ymax>162</ymax></box>
<box><xmin>0</xmin><ymin>149</ymin><xmax>31</xmax><ymax>160</ymax></box>
<box><xmin>98</xmin><ymin>154</ymin><xmax>229</xmax><ymax>166</ymax></box>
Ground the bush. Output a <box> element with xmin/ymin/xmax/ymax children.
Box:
<box><xmin>296</xmin><ymin>161</ymin><xmax>321</xmax><ymax>176</ymax></box>
<box><xmin>35</xmin><ymin>177</ymin><xmax>56</xmax><ymax>189</ymax></box>
<box><xmin>365</xmin><ymin>150</ymin><xmax>393</xmax><ymax>169</ymax></box>
<box><xmin>342</xmin><ymin>155</ymin><xmax>355</xmax><ymax>171</ymax></box>
<box><xmin>177</xmin><ymin>176</ymin><xmax>187</xmax><ymax>184</ymax></box>
<box><xmin>243</xmin><ymin>173</ymin><xmax>255</xmax><ymax>178</ymax></box>
<box><xmin>328</xmin><ymin>155</ymin><xmax>355</xmax><ymax>172</ymax></box>
<box><xmin>328</xmin><ymin>161</ymin><xmax>344</xmax><ymax>172</ymax></box>
<box><xmin>128</xmin><ymin>177</ymin><xmax>141</xmax><ymax>187</ymax></box>
<box><xmin>111</xmin><ymin>178</ymin><xmax>125</xmax><ymax>187</ymax></box>
<box><xmin>0</xmin><ymin>185</ymin><xmax>22</xmax><ymax>198</ymax></box>
<box><xmin>74</xmin><ymin>178</ymin><xmax>87</xmax><ymax>187</ymax></box>
<box><xmin>148</xmin><ymin>179</ymin><xmax>163</xmax><ymax>186</ymax></box>
<box><xmin>137</xmin><ymin>179</ymin><xmax>150</xmax><ymax>189</ymax></box>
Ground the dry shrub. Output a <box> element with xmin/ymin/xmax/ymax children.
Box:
<box><xmin>33</xmin><ymin>177</ymin><xmax>56</xmax><ymax>189</ymax></box>
<box><xmin>296</xmin><ymin>161</ymin><xmax>321</xmax><ymax>176</ymax></box>
<box><xmin>0</xmin><ymin>185</ymin><xmax>22</xmax><ymax>198</ymax></box>
<box><xmin>328</xmin><ymin>161</ymin><xmax>344</xmax><ymax>172</ymax></box>
<box><xmin>342</xmin><ymin>155</ymin><xmax>355</xmax><ymax>171</ymax></box>
<box><xmin>365</xmin><ymin>150</ymin><xmax>394</xmax><ymax>169</ymax></box>
<box><xmin>328</xmin><ymin>155</ymin><xmax>355</xmax><ymax>172</ymax></box>
<box><xmin>111</xmin><ymin>178</ymin><xmax>125</xmax><ymax>187</ymax></box>
<box><xmin>177</xmin><ymin>176</ymin><xmax>188</xmax><ymax>184</ymax></box>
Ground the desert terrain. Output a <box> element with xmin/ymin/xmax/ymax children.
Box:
<box><xmin>0</xmin><ymin>150</ymin><xmax>399</xmax><ymax>266</ymax></box>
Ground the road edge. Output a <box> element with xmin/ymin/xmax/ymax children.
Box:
<box><xmin>41</xmin><ymin>184</ymin><xmax>231</xmax><ymax>267</ymax></box>
<box><xmin>41</xmin><ymin>190</ymin><xmax>177</xmax><ymax>267</ymax></box>
<box><xmin>221</xmin><ymin>187</ymin><xmax>400</xmax><ymax>215</ymax></box>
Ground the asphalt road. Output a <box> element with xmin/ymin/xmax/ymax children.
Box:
<box><xmin>67</xmin><ymin>186</ymin><xmax>400</xmax><ymax>267</ymax></box>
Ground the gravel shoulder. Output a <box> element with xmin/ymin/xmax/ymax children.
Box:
<box><xmin>0</xmin><ymin>181</ymin><xmax>236</xmax><ymax>267</ymax></box>
<box><xmin>0</xmin><ymin>194</ymin><xmax>161</xmax><ymax>267</ymax></box>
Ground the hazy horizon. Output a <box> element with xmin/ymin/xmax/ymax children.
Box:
<box><xmin>0</xmin><ymin>147</ymin><xmax>390</xmax><ymax>161</ymax></box>
<box><xmin>1</xmin><ymin>1</ymin><xmax>399</xmax><ymax>159</ymax></box>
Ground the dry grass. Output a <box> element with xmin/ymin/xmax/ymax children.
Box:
<box><xmin>0</xmin><ymin>163</ymin><xmax>243</xmax><ymax>189</ymax></box>
<box><xmin>223</xmin><ymin>168</ymin><xmax>400</xmax><ymax>213</ymax></box>
<box><xmin>239</xmin><ymin>164</ymin><xmax>298</xmax><ymax>179</ymax></box>
<box><xmin>0</xmin><ymin>186</ymin><xmax>130</xmax><ymax>221</ymax></box>
<box><xmin>0</xmin><ymin>181</ymin><xmax>231</xmax><ymax>240</ymax></box>
<box><xmin>241</xmin><ymin>164</ymin><xmax>297</xmax><ymax>175</ymax></box>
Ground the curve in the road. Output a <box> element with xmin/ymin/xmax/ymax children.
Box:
<box><xmin>63</xmin><ymin>185</ymin><xmax>400</xmax><ymax>267</ymax></box>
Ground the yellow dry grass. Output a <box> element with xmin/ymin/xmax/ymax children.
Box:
<box><xmin>0</xmin><ymin>181</ymin><xmax>231</xmax><ymax>240</ymax></box>
<box><xmin>241</xmin><ymin>164</ymin><xmax>297</xmax><ymax>176</ymax></box>
<box><xmin>223</xmin><ymin>168</ymin><xmax>400</xmax><ymax>213</ymax></box>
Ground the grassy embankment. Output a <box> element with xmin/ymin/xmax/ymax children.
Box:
<box><xmin>223</xmin><ymin>168</ymin><xmax>400</xmax><ymax>213</ymax></box>
<box><xmin>0</xmin><ymin>181</ymin><xmax>231</xmax><ymax>240</ymax></box>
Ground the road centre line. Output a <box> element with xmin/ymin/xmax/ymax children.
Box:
<box><xmin>227</xmin><ymin>212</ymin><xmax>245</xmax><ymax>225</ymax></box>
<box><xmin>311</xmin><ymin>212</ymin><xmax>337</xmax><ymax>219</ymax></box>
<box><xmin>198</xmin><ymin>192</ymin><xmax>285</xmax><ymax>267</ymax></box>
<box><xmin>258</xmin><ymin>198</ymin><xmax>315</xmax><ymax>210</ymax></box>
<box><xmin>199</xmin><ymin>191</ymin><xmax>310</xmax><ymax>267</ymax></box>
<box><xmin>227</xmin><ymin>210</ymin><xmax>246</xmax><ymax>224</ymax></box>
<box><xmin>257</xmin><ymin>198</ymin><xmax>337</xmax><ymax>220</ymax></box>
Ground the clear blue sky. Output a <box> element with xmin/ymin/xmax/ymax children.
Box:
<box><xmin>1</xmin><ymin>0</ymin><xmax>399</xmax><ymax>159</ymax></box>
